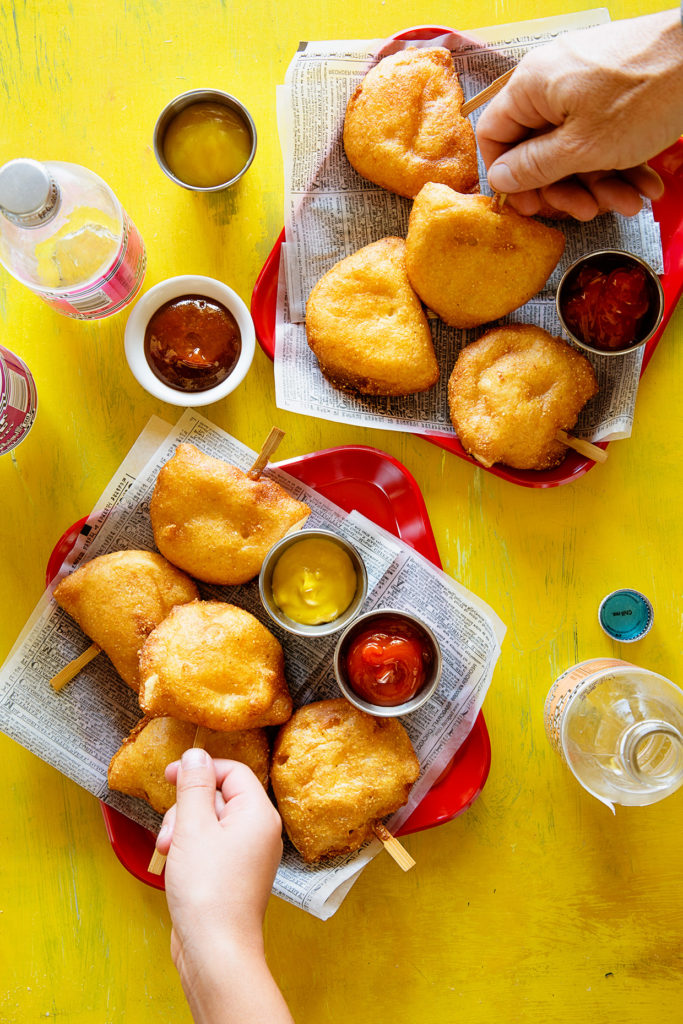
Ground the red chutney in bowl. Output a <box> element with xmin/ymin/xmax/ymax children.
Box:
<box><xmin>144</xmin><ymin>293</ymin><xmax>241</xmax><ymax>392</ymax></box>
<box><xmin>556</xmin><ymin>249</ymin><xmax>664</xmax><ymax>355</ymax></box>
<box><xmin>561</xmin><ymin>264</ymin><xmax>651</xmax><ymax>351</ymax></box>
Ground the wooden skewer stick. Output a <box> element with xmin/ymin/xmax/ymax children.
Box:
<box><xmin>148</xmin><ymin>725</ymin><xmax>209</xmax><ymax>875</ymax></box>
<box><xmin>248</xmin><ymin>427</ymin><xmax>286</xmax><ymax>480</ymax></box>
<box><xmin>49</xmin><ymin>643</ymin><xmax>101</xmax><ymax>692</ymax></box>
<box><xmin>147</xmin><ymin>848</ymin><xmax>167</xmax><ymax>875</ymax></box>
<box><xmin>192</xmin><ymin>726</ymin><xmax>210</xmax><ymax>748</ymax></box>
<box><xmin>461</xmin><ymin>66</ymin><xmax>516</xmax><ymax>117</ymax></box>
<box><xmin>373</xmin><ymin>822</ymin><xmax>416</xmax><ymax>872</ymax></box>
<box><xmin>491</xmin><ymin>191</ymin><xmax>507</xmax><ymax>212</ymax></box>
<box><xmin>556</xmin><ymin>430</ymin><xmax>608</xmax><ymax>464</ymax></box>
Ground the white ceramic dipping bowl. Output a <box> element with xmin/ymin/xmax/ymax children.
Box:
<box><xmin>124</xmin><ymin>274</ymin><xmax>255</xmax><ymax>406</ymax></box>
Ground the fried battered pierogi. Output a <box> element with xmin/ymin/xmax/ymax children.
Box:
<box><xmin>150</xmin><ymin>443</ymin><xmax>310</xmax><ymax>585</ymax></box>
<box><xmin>448</xmin><ymin>324</ymin><xmax>599</xmax><ymax>470</ymax></box>
<box><xmin>108</xmin><ymin>716</ymin><xmax>269</xmax><ymax>814</ymax></box>
<box><xmin>139</xmin><ymin>600</ymin><xmax>293</xmax><ymax>731</ymax></box>
<box><xmin>305</xmin><ymin>237</ymin><xmax>439</xmax><ymax>396</ymax></box>
<box><xmin>271</xmin><ymin>699</ymin><xmax>420</xmax><ymax>863</ymax></box>
<box><xmin>53</xmin><ymin>550</ymin><xmax>199</xmax><ymax>691</ymax></box>
<box><xmin>343</xmin><ymin>47</ymin><xmax>478</xmax><ymax>198</ymax></box>
<box><xmin>405</xmin><ymin>183</ymin><xmax>566</xmax><ymax>328</ymax></box>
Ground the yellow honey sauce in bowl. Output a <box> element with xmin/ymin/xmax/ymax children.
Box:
<box><xmin>272</xmin><ymin>535</ymin><xmax>357</xmax><ymax>625</ymax></box>
<box><xmin>163</xmin><ymin>103</ymin><xmax>252</xmax><ymax>188</ymax></box>
<box><xmin>154</xmin><ymin>90</ymin><xmax>257</xmax><ymax>191</ymax></box>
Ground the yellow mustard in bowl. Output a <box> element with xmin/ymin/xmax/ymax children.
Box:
<box><xmin>271</xmin><ymin>536</ymin><xmax>358</xmax><ymax>625</ymax></box>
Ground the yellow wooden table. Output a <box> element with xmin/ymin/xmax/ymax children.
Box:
<box><xmin>1</xmin><ymin>2</ymin><xmax>681</xmax><ymax>1021</ymax></box>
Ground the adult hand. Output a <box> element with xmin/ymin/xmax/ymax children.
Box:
<box><xmin>476</xmin><ymin>10</ymin><xmax>683</xmax><ymax>220</ymax></box>
<box><xmin>156</xmin><ymin>750</ymin><xmax>293</xmax><ymax>1024</ymax></box>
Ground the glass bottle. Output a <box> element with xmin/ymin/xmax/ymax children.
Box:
<box><xmin>544</xmin><ymin>658</ymin><xmax>683</xmax><ymax>810</ymax></box>
<box><xmin>0</xmin><ymin>158</ymin><xmax>146</xmax><ymax>319</ymax></box>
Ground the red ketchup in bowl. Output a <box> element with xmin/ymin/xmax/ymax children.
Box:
<box><xmin>345</xmin><ymin>615</ymin><xmax>432</xmax><ymax>707</ymax></box>
<box><xmin>561</xmin><ymin>264</ymin><xmax>651</xmax><ymax>351</ymax></box>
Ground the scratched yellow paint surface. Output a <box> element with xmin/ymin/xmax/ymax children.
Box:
<box><xmin>1</xmin><ymin>1</ymin><xmax>681</xmax><ymax>1021</ymax></box>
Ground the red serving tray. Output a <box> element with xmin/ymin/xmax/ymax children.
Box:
<box><xmin>251</xmin><ymin>26</ymin><xmax>683</xmax><ymax>489</ymax></box>
<box><xmin>46</xmin><ymin>444</ymin><xmax>491</xmax><ymax>890</ymax></box>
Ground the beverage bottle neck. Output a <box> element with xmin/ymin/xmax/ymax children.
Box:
<box><xmin>618</xmin><ymin>719</ymin><xmax>683</xmax><ymax>789</ymax></box>
<box><xmin>0</xmin><ymin>159</ymin><xmax>61</xmax><ymax>228</ymax></box>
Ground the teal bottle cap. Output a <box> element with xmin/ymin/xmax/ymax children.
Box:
<box><xmin>598</xmin><ymin>589</ymin><xmax>654</xmax><ymax>642</ymax></box>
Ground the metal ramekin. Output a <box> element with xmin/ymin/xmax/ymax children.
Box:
<box><xmin>556</xmin><ymin>249</ymin><xmax>665</xmax><ymax>357</ymax></box>
<box><xmin>333</xmin><ymin>608</ymin><xmax>442</xmax><ymax>717</ymax></box>
<box><xmin>259</xmin><ymin>529</ymin><xmax>368</xmax><ymax>637</ymax></box>
<box><xmin>153</xmin><ymin>88</ymin><xmax>257</xmax><ymax>192</ymax></box>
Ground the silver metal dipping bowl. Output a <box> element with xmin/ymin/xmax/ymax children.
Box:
<box><xmin>259</xmin><ymin>529</ymin><xmax>368</xmax><ymax>638</ymax></box>
<box><xmin>333</xmin><ymin>608</ymin><xmax>442</xmax><ymax>718</ymax></box>
<box><xmin>556</xmin><ymin>248</ymin><xmax>664</xmax><ymax>357</ymax></box>
<box><xmin>153</xmin><ymin>88</ymin><xmax>257</xmax><ymax>191</ymax></box>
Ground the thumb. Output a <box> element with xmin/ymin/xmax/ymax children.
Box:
<box><xmin>487</xmin><ymin>130</ymin><xmax>585</xmax><ymax>194</ymax></box>
<box><xmin>173</xmin><ymin>747</ymin><xmax>219</xmax><ymax>833</ymax></box>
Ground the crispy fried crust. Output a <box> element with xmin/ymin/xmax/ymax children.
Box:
<box><xmin>305</xmin><ymin>237</ymin><xmax>439</xmax><ymax>396</ymax></box>
<box><xmin>343</xmin><ymin>47</ymin><xmax>478</xmax><ymax>198</ymax></box>
<box><xmin>271</xmin><ymin>698</ymin><xmax>420</xmax><ymax>862</ymax></box>
<box><xmin>52</xmin><ymin>550</ymin><xmax>199</xmax><ymax>691</ymax></box>
<box><xmin>108</xmin><ymin>716</ymin><xmax>270</xmax><ymax>814</ymax></box>
<box><xmin>138</xmin><ymin>600</ymin><xmax>293</xmax><ymax>731</ymax></box>
<box><xmin>448</xmin><ymin>324</ymin><xmax>599</xmax><ymax>470</ymax></box>
<box><xmin>150</xmin><ymin>443</ymin><xmax>310</xmax><ymax>585</ymax></box>
<box><xmin>405</xmin><ymin>183</ymin><xmax>566</xmax><ymax>328</ymax></box>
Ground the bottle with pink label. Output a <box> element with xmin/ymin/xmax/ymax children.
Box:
<box><xmin>0</xmin><ymin>158</ymin><xmax>146</xmax><ymax>319</ymax></box>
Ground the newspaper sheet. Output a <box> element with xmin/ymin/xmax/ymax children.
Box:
<box><xmin>275</xmin><ymin>10</ymin><xmax>664</xmax><ymax>443</ymax></box>
<box><xmin>0</xmin><ymin>411</ymin><xmax>506</xmax><ymax>920</ymax></box>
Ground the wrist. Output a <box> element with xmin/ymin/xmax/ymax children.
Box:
<box><xmin>176</xmin><ymin>938</ymin><xmax>292</xmax><ymax>1024</ymax></box>
<box><xmin>175</xmin><ymin>922</ymin><xmax>265</xmax><ymax>977</ymax></box>
<box><xmin>176</xmin><ymin>937</ymin><xmax>264</xmax><ymax>1012</ymax></box>
<box><xmin>636</xmin><ymin>9</ymin><xmax>683</xmax><ymax>71</ymax></box>
<box><xmin>660</xmin><ymin>8</ymin><xmax>683</xmax><ymax>63</ymax></box>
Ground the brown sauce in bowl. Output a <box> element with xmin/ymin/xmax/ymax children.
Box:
<box><xmin>144</xmin><ymin>294</ymin><xmax>241</xmax><ymax>392</ymax></box>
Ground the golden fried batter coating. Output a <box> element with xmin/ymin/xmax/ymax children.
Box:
<box><xmin>448</xmin><ymin>324</ymin><xmax>599</xmax><ymax>470</ymax></box>
<box><xmin>305</xmin><ymin>237</ymin><xmax>439</xmax><ymax>396</ymax></box>
<box><xmin>108</xmin><ymin>716</ymin><xmax>269</xmax><ymax>814</ymax></box>
<box><xmin>53</xmin><ymin>550</ymin><xmax>199</xmax><ymax>691</ymax></box>
<box><xmin>138</xmin><ymin>600</ymin><xmax>293</xmax><ymax>731</ymax></box>
<box><xmin>150</xmin><ymin>443</ymin><xmax>310</xmax><ymax>585</ymax></box>
<box><xmin>271</xmin><ymin>699</ymin><xmax>420</xmax><ymax>862</ymax></box>
<box><xmin>343</xmin><ymin>47</ymin><xmax>478</xmax><ymax>198</ymax></box>
<box><xmin>405</xmin><ymin>183</ymin><xmax>566</xmax><ymax>328</ymax></box>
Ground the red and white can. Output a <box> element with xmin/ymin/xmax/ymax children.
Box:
<box><xmin>0</xmin><ymin>344</ymin><xmax>37</xmax><ymax>455</ymax></box>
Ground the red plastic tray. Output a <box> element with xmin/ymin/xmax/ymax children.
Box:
<box><xmin>251</xmin><ymin>27</ymin><xmax>683</xmax><ymax>489</ymax></box>
<box><xmin>46</xmin><ymin>444</ymin><xmax>491</xmax><ymax>889</ymax></box>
